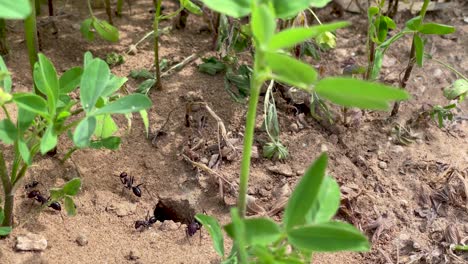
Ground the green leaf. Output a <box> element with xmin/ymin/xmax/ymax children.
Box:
<box><xmin>268</xmin><ymin>22</ymin><xmax>349</xmax><ymax>50</ymax></box>
<box><xmin>80</xmin><ymin>18</ymin><xmax>95</xmax><ymax>41</ymax></box>
<box><xmin>49</xmin><ymin>188</ymin><xmax>65</xmax><ymax>201</ymax></box>
<box><xmin>92</xmin><ymin>18</ymin><xmax>119</xmax><ymax>42</ymax></box>
<box><xmin>63</xmin><ymin>178</ymin><xmax>81</xmax><ymax>196</ymax></box>
<box><xmin>265</xmin><ymin>52</ymin><xmax>317</xmax><ymax>90</ymax></box>
<box><xmin>288</xmin><ymin>221</ymin><xmax>370</xmax><ymax>252</ymax></box>
<box><xmin>229</xmin><ymin>218</ymin><xmax>282</xmax><ymax>246</ymax></box>
<box><xmin>419</xmin><ymin>23</ymin><xmax>455</xmax><ymax>35</ymax></box>
<box><xmin>180</xmin><ymin>0</ymin><xmax>202</xmax><ymax>15</ymax></box>
<box><xmin>225</xmin><ymin>208</ymin><xmax>248</xmax><ymax>262</ymax></box>
<box><xmin>199</xmin><ymin>0</ymin><xmax>251</xmax><ymax>18</ymax></box>
<box><xmin>0</xmin><ymin>119</ymin><xmax>17</xmax><ymax>144</ymax></box>
<box><xmin>272</xmin><ymin>0</ymin><xmax>332</xmax><ymax>19</ymax></box>
<box><xmin>83</xmin><ymin>52</ymin><xmax>94</xmax><ymax>67</ymax></box>
<box><xmin>34</xmin><ymin>54</ymin><xmax>59</xmax><ymax>114</ymax></box>
<box><xmin>382</xmin><ymin>16</ymin><xmax>396</xmax><ymax>29</ymax></box>
<box><xmin>251</xmin><ymin>3</ymin><xmax>276</xmax><ymax>46</ymax></box>
<box><xmin>94</xmin><ymin>114</ymin><xmax>118</xmax><ymax>138</ymax></box>
<box><xmin>139</xmin><ymin>110</ymin><xmax>149</xmax><ymax>138</ymax></box>
<box><xmin>64</xmin><ymin>196</ymin><xmax>77</xmax><ymax>216</ymax></box>
<box><xmin>444</xmin><ymin>79</ymin><xmax>467</xmax><ymax>101</ymax></box>
<box><xmin>92</xmin><ymin>94</ymin><xmax>152</xmax><ymax>115</ymax></box>
<box><xmin>40</xmin><ymin>124</ymin><xmax>57</xmax><ymax>154</ymax></box>
<box><xmin>13</xmin><ymin>93</ymin><xmax>49</xmax><ymax>117</ymax></box>
<box><xmin>102</xmin><ymin>75</ymin><xmax>127</xmax><ymax>97</ymax></box>
<box><xmin>195</xmin><ymin>214</ymin><xmax>224</xmax><ymax>257</ymax></box>
<box><xmin>130</xmin><ymin>69</ymin><xmax>154</xmax><ymax>79</ymax></box>
<box><xmin>405</xmin><ymin>16</ymin><xmax>422</xmax><ymax>30</ymax></box>
<box><xmin>315</xmin><ymin>77</ymin><xmax>410</xmax><ymax>110</ymax></box>
<box><xmin>18</xmin><ymin>138</ymin><xmax>32</xmax><ymax>165</ymax></box>
<box><xmin>60</xmin><ymin>67</ymin><xmax>83</xmax><ymax>93</ymax></box>
<box><xmin>0</xmin><ymin>55</ymin><xmax>12</xmax><ymax>92</ymax></box>
<box><xmin>90</xmin><ymin>136</ymin><xmax>121</xmax><ymax>150</ymax></box>
<box><xmin>413</xmin><ymin>34</ymin><xmax>424</xmax><ymax>67</ymax></box>
<box><xmin>80</xmin><ymin>59</ymin><xmax>110</xmax><ymax>113</ymax></box>
<box><xmin>17</xmin><ymin>108</ymin><xmax>36</xmax><ymax>133</ymax></box>
<box><xmin>0</xmin><ymin>0</ymin><xmax>31</xmax><ymax>19</ymax></box>
<box><xmin>377</xmin><ymin>18</ymin><xmax>388</xmax><ymax>43</ymax></box>
<box><xmin>198</xmin><ymin>57</ymin><xmax>226</xmax><ymax>75</ymax></box>
<box><xmin>308</xmin><ymin>176</ymin><xmax>340</xmax><ymax>223</ymax></box>
<box><xmin>136</xmin><ymin>79</ymin><xmax>156</xmax><ymax>94</ymax></box>
<box><xmin>0</xmin><ymin>226</ymin><xmax>12</xmax><ymax>236</ymax></box>
<box><xmin>73</xmin><ymin>116</ymin><xmax>97</xmax><ymax>148</ymax></box>
<box><xmin>284</xmin><ymin>154</ymin><xmax>328</xmax><ymax>230</ymax></box>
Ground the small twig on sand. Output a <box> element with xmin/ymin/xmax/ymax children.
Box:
<box><xmin>152</xmin><ymin>106</ymin><xmax>178</xmax><ymax>147</ymax></box>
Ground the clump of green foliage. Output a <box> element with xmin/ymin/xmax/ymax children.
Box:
<box><xmin>192</xmin><ymin>0</ymin><xmax>411</xmax><ymax>262</ymax></box>
<box><xmin>0</xmin><ymin>51</ymin><xmax>151</xmax><ymax>230</ymax></box>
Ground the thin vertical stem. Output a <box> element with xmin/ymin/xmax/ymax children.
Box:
<box><xmin>0</xmin><ymin>150</ymin><xmax>13</xmax><ymax>227</ymax></box>
<box><xmin>24</xmin><ymin>0</ymin><xmax>39</xmax><ymax>76</ymax></box>
<box><xmin>0</xmin><ymin>19</ymin><xmax>8</xmax><ymax>56</ymax></box>
<box><xmin>104</xmin><ymin>0</ymin><xmax>113</xmax><ymax>25</ymax></box>
<box><xmin>48</xmin><ymin>0</ymin><xmax>54</xmax><ymax>16</ymax></box>
<box><xmin>153</xmin><ymin>0</ymin><xmax>162</xmax><ymax>90</ymax></box>
<box><xmin>237</xmin><ymin>52</ymin><xmax>263</xmax><ymax>218</ymax></box>
<box><xmin>116</xmin><ymin>0</ymin><xmax>124</xmax><ymax>17</ymax></box>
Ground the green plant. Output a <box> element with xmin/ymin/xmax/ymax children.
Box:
<box><xmin>0</xmin><ymin>52</ymin><xmax>151</xmax><ymax>229</ymax></box>
<box><xmin>365</xmin><ymin>0</ymin><xmax>455</xmax><ymax>116</ymax></box>
<box><xmin>193</xmin><ymin>0</ymin><xmax>411</xmax><ymax>261</ymax></box>
<box><xmin>197</xmin><ymin>154</ymin><xmax>370</xmax><ymax>262</ymax></box>
<box><xmin>430</xmin><ymin>79</ymin><xmax>467</xmax><ymax>128</ymax></box>
<box><xmin>24</xmin><ymin>0</ymin><xmax>39</xmax><ymax>78</ymax></box>
<box><xmin>152</xmin><ymin>0</ymin><xmax>202</xmax><ymax>90</ymax></box>
<box><xmin>81</xmin><ymin>0</ymin><xmax>120</xmax><ymax>43</ymax></box>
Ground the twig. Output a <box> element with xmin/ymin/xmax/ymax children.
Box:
<box><xmin>160</xmin><ymin>53</ymin><xmax>199</xmax><ymax>78</ymax></box>
<box><xmin>152</xmin><ymin>106</ymin><xmax>178</xmax><ymax>147</ymax></box>
<box><xmin>181</xmin><ymin>154</ymin><xmax>235</xmax><ymax>190</ymax></box>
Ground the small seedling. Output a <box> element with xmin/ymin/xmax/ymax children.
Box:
<box><xmin>105</xmin><ymin>52</ymin><xmax>124</xmax><ymax>67</ymax></box>
<box><xmin>81</xmin><ymin>0</ymin><xmax>120</xmax><ymax>42</ymax></box>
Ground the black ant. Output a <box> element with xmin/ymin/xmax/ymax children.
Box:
<box><xmin>134</xmin><ymin>211</ymin><xmax>157</xmax><ymax>230</ymax></box>
<box><xmin>24</xmin><ymin>180</ymin><xmax>40</xmax><ymax>190</ymax></box>
<box><xmin>185</xmin><ymin>210</ymin><xmax>206</xmax><ymax>245</ymax></box>
<box><xmin>27</xmin><ymin>190</ymin><xmax>61</xmax><ymax>211</ymax></box>
<box><xmin>117</xmin><ymin>172</ymin><xmax>143</xmax><ymax>197</ymax></box>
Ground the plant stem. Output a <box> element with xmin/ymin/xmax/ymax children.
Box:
<box><xmin>0</xmin><ymin>150</ymin><xmax>13</xmax><ymax>227</ymax></box>
<box><xmin>104</xmin><ymin>0</ymin><xmax>113</xmax><ymax>25</ymax></box>
<box><xmin>428</xmin><ymin>57</ymin><xmax>468</xmax><ymax>80</ymax></box>
<box><xmin>0</xmin><ymin>19</ymin><xmax>8</xmax><ymax>56</ymax></box>
<box><xmin>153</xmin><ymin>0</ymin><xmax>163</xmax><ymax>90</ymax></box>
<box><xmin>237</xmin><ymin>52</ymin><xmax>264</xmax><ymax>218</ymax></box>
<box><xmin>61</xmin><ymin>147</ymin><xmax>78</xmax><ymax>163</ymax></box>
<box><xmin>454</xmin><ymin>245</ymin><xmax>468</xmax><ymax>251</ymax></box>
<box><xmin>391</xmin><ymin>0</ymin><xmax>429</xmax><ymax>116</ymax></box>
<box><xmin>87</xmin><ymin>0</ymin><xmax>95</xmax><ymax>18</ymax></box>
<box><xmin>24</xmin><ymin>0</ymin><xmax>39</xmax><ymax>77</ymax></box>
<box><xmin>391</xmin><ymin>40</ymin><xmax>415</xmax><ymax>116</ymax></box>
<box><xmin>47</xmin><ymin>0</ymin><xmax>54</xmax><ymax>16</ymax></box>
<box><xmin>116</xmin><ymin>0</ymin><xmax>123</xmax><ymax>17</ymax></box>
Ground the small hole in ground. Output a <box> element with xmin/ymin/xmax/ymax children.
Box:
<box><xmin>153</xmin><ymin>198</ymin><xmax>196</xmax><ymax>225</ymax></box>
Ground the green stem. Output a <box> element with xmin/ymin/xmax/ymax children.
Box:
<box><xmin>116</xmin><ymin>0</ymin><xmax>123</xmax><ymax>17</ymax></box>
<box><xmin>153</xmin><ymin>0</ymin><xmax>163</xmax><ymax>90</ymax></box>
<box><xmin>427</xmin><ymin>57</ymin><xmax>468</xmax><ymax>80</ymax></box>
<box><xmin>0</xmin><ymin>19</ymin><xmax>8</xmax><ymax>56</ymax></box>
<box><xmin>61</xmin><ymin>147</ymin><xmax>78</xmax><ymax>163</ymax></box>
<box><xmin>24</xmin><ymin>0</ymin><xmax>39</xmax><ymax>79</ymax></box>
<box><xmin>237</xmin><ymin>52</ymin><xmax>264</xmax><ymax>218</ymax></box>
<box><xmin>1</xmin><ymin>105</ymin><xmax>11</xmax><ymax>121</ymax></box>
<box><xmin>87</xmin><ymin>0</ymin><xmax>95</xmax><ymax>18</ymax></box>
<box><xmin>454</xmin><ymin>245</ymin><xmax>468</xmax><ymax>251</ymax></box>
<box><xmin>0</xmin><ymin>150</ymin><xmax>13</xmax><ymax>227</ymax></box>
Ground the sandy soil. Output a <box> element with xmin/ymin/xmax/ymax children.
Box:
<box><xmin>0</xmin><ymin>0</ymin><xmax>467</xmax><ymax>263</ymax></box>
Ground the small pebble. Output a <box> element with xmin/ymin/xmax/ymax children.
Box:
<box><xmin>127</xmin><ymin>250</ymin><xmax>140</xmax><ymax>260</ymax></box>
<box><xmin>159</xmin><ymin>220</ymin><xmax>179</xmax><ymax>231</ymax></box>
<box><xmin>320</xmin><ymin>144</ymin><xmax>328</xmax><ymax>152</ymax></box>
<box><xmin>76</xmin><ymin>235</ymin><xmax>88</xmax><ymax>247</ymax></box>
<box><xmin>16</xmin><ymin>233</ymin><xmax>47</xmax><ymax>251</ymax></box>
<box><xmin>251</xmin><ymin>146</ymin><xmax>259</xmax><ymax>159</ymax></box>
<box><xmin>267</xmin><ymin>164</ymin><xmax>294</xmax><ymax>177</ymax></box>
<box><xmin>200</xmin><ymin>157</ymin><xmax>209</xmax><ymax>165</ymax></box>
<box><xmin>378</xmin><ymin>161</ymin><xmax>388</xmax><ymax>170</ymax></box>
<box><xmin>289</xmin><ymin>123</ymin><xmax>299</xmax><ymax>133</ymax></box>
